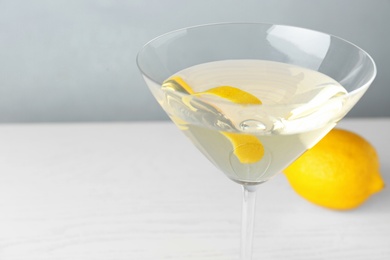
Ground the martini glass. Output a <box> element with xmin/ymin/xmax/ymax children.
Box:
<box><xmin>136</xmin><ymin>23</ymin><xmax>376</xmax><ymax>259</ymax></box>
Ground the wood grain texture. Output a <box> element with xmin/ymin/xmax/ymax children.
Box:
<box><xmin>0</xmin><ymin>119</ymin><xmax>389</xmax><ymax>259</ymax></box>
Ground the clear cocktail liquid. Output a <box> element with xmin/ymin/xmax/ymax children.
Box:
<box><xmin>157</xmin><ymin>60</ymin><xmax>347</xmax><ymax>184</ymax></box>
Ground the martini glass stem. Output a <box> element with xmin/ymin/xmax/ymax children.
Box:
<box><xmin>240</xmin><ymin>185</ymin><xmax>258</xmax><ymax>260</ymax></box>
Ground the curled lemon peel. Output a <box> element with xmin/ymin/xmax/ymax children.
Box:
<box><xmin>163</xmin><ymin>76</ymin><xmax>195</xmax><ymax>94</ymax></box>
<box><xmin>222</xmin><ymin>132</ymin><xmax>265</xmax><ymax>163</ymax></box>
<box><xmin>195</xmin><ymin>86</ymin><xmax>262</xmax><ymax>105</ymax></box>
<box><xmin>164</xmin><ymin>76</ymin><xmax>264</xmax><ymax>164</ymax></box>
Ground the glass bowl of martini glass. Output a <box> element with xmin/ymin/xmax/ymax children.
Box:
<box><xmin>136</xmin><ymin>23</ymin><xmax>376</xmax><ymax>260</ymax></box>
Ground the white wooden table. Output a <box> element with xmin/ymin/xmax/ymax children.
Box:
<box><xmin>0</xmin><ymin>118</ymin><xmax>389</xmax><ymax>260</ymax></box>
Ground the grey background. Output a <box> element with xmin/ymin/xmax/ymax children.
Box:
<box><xmin>0</xmin><ymin>0</ymin><xmax>389</xmax><ymax>123</ymax></box>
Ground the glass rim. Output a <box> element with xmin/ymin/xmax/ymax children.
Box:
<box><xmin>136</xmin><ymin>22</ymin><xmax>377</xmax><ymax>108</ymax></box>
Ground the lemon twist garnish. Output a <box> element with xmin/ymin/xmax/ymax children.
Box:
<box><xmin>195</xmin><ymin>86</ymin><xmax>262</xmax><ymax>105</ymax></box>
<box><xmin>222</xmin><ymin>132</ymin><xmax>265</xmax><ymax>163</ymax></box>
<box><xmin>164</xmin><ymin>76</ymin><xmax>264</xmax><ymax>164</ymax></box>
<box><xmin>163</xmin><ymin>76</ymin><xmax>195</xmax><ymax>94</ymax></box>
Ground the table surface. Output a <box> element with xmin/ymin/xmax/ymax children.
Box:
<box><xmin>0</xmin><ymin>118</ymin><xmax>389</xmax><ymax>260</ymax></box>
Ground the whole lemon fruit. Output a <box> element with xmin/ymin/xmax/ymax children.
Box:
<box><xmin>284</xmin><ymin>128</ymin><xmax>384</xmax><ymax>210</ymax></box>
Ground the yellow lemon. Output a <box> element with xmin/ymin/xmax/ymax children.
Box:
<box><xmin>284</xmin><ymin>128</ymin><xmax>384</xmax><ymax>210</ymax></box>
<box><xmin>164</xmin><ymin>76</ymin><xmax>264</xmax><ymax>164</ymax></box>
